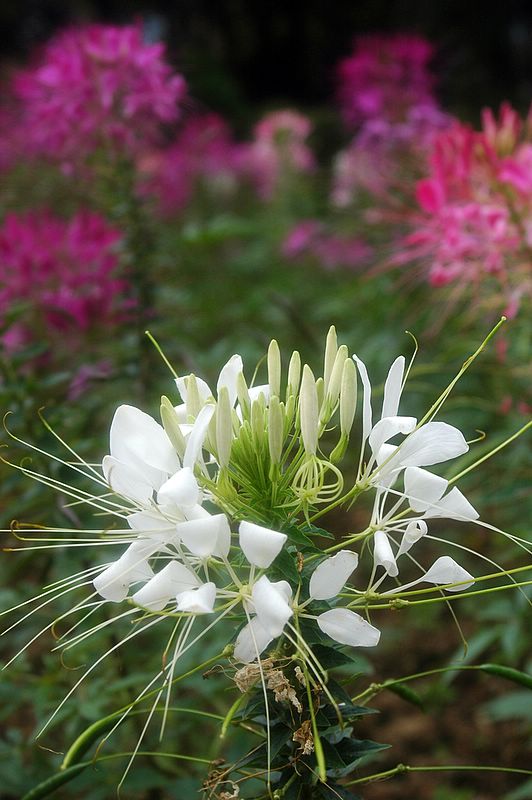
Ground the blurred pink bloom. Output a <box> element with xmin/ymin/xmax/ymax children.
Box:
<box><xmin>140</xmin><ymin>114</ymin><xmax>245</xmax><ymax>215</ymax></box>
<box><xmin>243</xmin><ymin>110</ymin><xmax>315</xmax><ymax>199</ymax></box>
<box><xmin>13</xmin><ymin>22</ymin><xmax>186</xmax><ymax>162</ymax></box>
<box><xmin>282</xmin><ymin>220</ymin><xmax>373</xmax><ymax>270</ymax></box>
<box><xmin>0</xmin><ymin>210</ymin><xmax>131</xmax><ymax>349</ymax></box>
<box><xmin>68</xmin><ymin>360</ymin><xmax>114</xmax><ymax>400</ymax></box>
<box><xmin>337</xmin><ymin>34</ymin><xmax>440</xmax><ymax>130</ymax></box>
<box><xmin>399</xmin><ymin>105</ymin><xmax>532</xmax><ymax>307</ymax></box>
<box><xmin>332</xmin><ymin>34</ymin><xmax>449</xmax><ymax>206</ymax></box>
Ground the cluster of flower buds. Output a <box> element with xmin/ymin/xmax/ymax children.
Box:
<box><xmin>91</xmin><ymin>327</ymin><xmax>479</xmax><ymax>669</ymax></box>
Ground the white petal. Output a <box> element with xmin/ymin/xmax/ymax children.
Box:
<box><xmin>397</xmin><ymin>519</ymin><xmax>428</xmax><ymax>557</ymax></box>
<box><xmin>309</xmin><ymin>550</ymin><xmax>359</xmax><ymax>600</ymax></box>
<box><xmin>317</xmin><ymin>609</ymin><xmax>381</xmax><ymax>647</ymax></box>
<box><xmin>369</xmin><ymin>416</ymin><xmax>417</xmax><ymax>458</ymax></box>
<box><xmin>404</xmin><ymin>466</ymin><xmax>447</xmax><ymax>513</ymax></box>
<box><xmin>183</xmin><ymin>403</ymin><xmax>215</xmax><ymax>469</ymax></box>
<box><xmin>233</xmin><ymin>617</ymin><xmax>273</xmax><ymax>663</ymax></box>
<box><xmin>394</xmin><ymin>422</ymin><xmax>469</xmax><ymax>468</ymax></box>
<box><xmin>157</xmin><ymin>467</ymin><xmax>200</xmax><ymax>509</ymax></box>
<box><xmin>423</xmin><ymin>487</ymin><xmax>479</xmax><ymax>521</ymax></box>
<box><xmin>177</xmin><ymin>514</ymin><xmax>229</xmax><ymax>558</ymax></box>
<box><xmin>217</xmin><ymin>354</ymin><xmax>243</xmax><ymax>407</ymax></box>
<box><xmin>109</xmin><ymin>404</ymin><xmax>179</xmax><ymax>476</ymax></box>
<box><xmin>175</xmin><ymin>375</ymin><xmax>212</xmax><ymax>406</ymax></box>
<box><xmin>176</xmin><ymin>582</ymin><xmax>216</xmax><ymax>614</ymax></box>
<box><xmin>127</xmin><ymin>510</ymin><xmax>178</xmax><ymax>545</ymax></box>
<box><xmin>381</xmin><ymin>356</ymin><xmax>405</xmax><ymax>419</ymax></box>
<box><xmin>239</xmin><ymin>521</ymin><xmax>287</xmax><ymax>568</ymax></box>
<box><xmin>102</xmin><ymin>455</ymin><xmax>153</xmax><ymax>504</ymax></box>
<box><xmin>419</xmin><ymin>556</ymin><xmax>475</xmax><ymax>591</ymax></box>
<box><xmin>248</xmin><ymin>384</ymin><xmax>270</xmax><ymax>404</ymax></box>
<box><xmin>352</xmin><ymin>355</ymin><xmax>372</xmax><ymax>445</ymax></box>
<box><xmin>251</xmin><ymin>575</ymin><xmax>293</xmax><ymax>637</ymax></box>
<box><xmin>93</xmin><ymin>552</ymin><xmax>154</xmax><ymax>602</ymax></box>
<box><xmin>132</xmin><ymin>561</ymin><xmax>200</xmax><ymax>610</ymax></box>
<box><xmin>373</xmin><ymin>531</ymin><xmax>398</xmax><ymax>577</ymax></box>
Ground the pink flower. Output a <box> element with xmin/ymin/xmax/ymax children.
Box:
<box><xmin>140</xmin><ymin>114</ymin><xmax>245</xmax><ymax>216</ymax></box>
<box><xmin>242</xmin><ymin>110</ymin><xmax>315</xmax><ymax>199</ymax></box>
<box><xmin>13</xmin><ymin>22</ymin><xmax>186</xmax><ymax>163</ymax></box>
<box><xmin>0</xmin><ymin>210</ymin><xmax>131</xmax><ymax>349</ymax></box>
<box><xmin>337</xmin><ymin>34</ymin><xmax>440</xmax><ymax>130</ymax></box>
<box><xmin>400</xmin><ymin>104</ymin><xmax>532</xmax><ymax>309</ymax></box>
<box><xmin>282</xmin><ymin>220</ymin><xmax>373</xmax><ymax>270</ymax></box>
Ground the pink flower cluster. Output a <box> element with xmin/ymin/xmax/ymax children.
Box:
<box><xmin>332</xmin><ymin>34</ymin><xmax>449</xmax><ymax>206</ymax></box>
<box><xmin>140</xmin><ymin>114</ymin><xmax>245</xmax><ymax>216</ymax></box>
<box><xmin>282</xmin><ymin>220</ymin><xmax>373</xmax><ymax>270</ymax></box>
<box><xmin>402</xmin><ymin>104</ymin><xmax>532</xmax><ymax>308</ymax></box>
<box><xmin>0</xmin><ymin>211</ymin><xmax>131</xmax><ymax>350</ymax></box>
<box><xmin>337</xmin><ymin>33</ymin><xmax>439</xmax><ymax>130</ymax></box>
<box><xmin>12</xmin><ymin>23</ymin><xmax>186</xmax><ymax>162</ymax></box>
<box><xmin>243</xmin><ymin>110</ymin><xmax>315</xmax><ymax>199</ymax></box>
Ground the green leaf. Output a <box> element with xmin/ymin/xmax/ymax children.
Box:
<box><xmin>311</xmin><ymin>643</ymin><xmax>362</xmax><ymax>669</ymax></box>
<box><xmin>300</xmin><ymin>523</ymin><xmax>335</xmax><ymax>540</ymax></box>
<box><xmin>322</xmin><ymin>737</ymin><xmax>389</xmax><ymax>778</ymax></box>
<box><xmin>282</xmin><ymin>523</ymin><xmax>316</xmax><ymax>548</ymax></box>
<box><xmin>316</xmin><ymin>782</ymin><xmax>362</xmax><ymax>800</ymax></box>
<box><xmin>270</xmin><ymin>547</ymin><xmax>300</xmax><ymax>584</ymax></box>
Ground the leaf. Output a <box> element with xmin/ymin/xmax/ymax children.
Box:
<box><xmin>322</xmin><ymin>737</ymin><xmax>389</xmax><ymax>777</ymax></box>
<box><xmin>316</xmin><ymin>782</ymin><xmax>362</xmax><ymax>800</ymax></box>
<box><xmin>270</xmin><ymin>547</ymin><xmax>300</xmax><ymax>583</ymax></box>
<box><xmin>482</xmin><ymin>691</ymin><xmax>532</xmax><ymax>723</ymax></box>
<box><xmin>282</xmin><ymin>523</ymin><xmax>316</xmax><ymax>548</ymax></box>
<box><xmin>300</xmin><ymin>523</ymin><xmax>335</xmax><ymax>540</ymax></box>
<box><xmin>480</xmin><ymin>663</ymin><xmax>532</xmax><ymax>691</ymax></box>
<box><xmin>312</xmin><ymin>643</ymin><xmax>362</xmax><ymax>669</ymax></box>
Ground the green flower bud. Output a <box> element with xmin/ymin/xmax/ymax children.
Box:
<box><xmin>267</xmin><ymin>339</ymin><xmax>281</xmax><ymax>399</ymax></box>
<box><xmin>160</xmin><ymin>395</ymin><xmax>186</xmax><ymax>461</ymax></box>
<box><xmin>300</xmin><ymin>365</ymin><xmax>319</xmax><ymax>455</ymax></box>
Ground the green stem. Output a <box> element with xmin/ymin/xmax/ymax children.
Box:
<box><xmin>346</xmin><ymin>762</ymin><xmax>532</xmax><ymax>787</ymax></box>
<box><xmin>359</xmin><ymin>579</ymin><xmax>532</xmax><ymax>610</ymax></box>
<box><xmin>62</xmin><ymin>651</ymin><xmax>227</xmax><ymax>769</ymax></box>
<box><xmin>448</xmin><ymin>420</ymin><xmax>532</xmax><ymax>485</ymax></box>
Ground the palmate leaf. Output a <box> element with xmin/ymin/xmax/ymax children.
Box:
<box><xmin>322</xmin><ymin>737</ymin><xmax>390</xmax><ymax>778</ymax></box>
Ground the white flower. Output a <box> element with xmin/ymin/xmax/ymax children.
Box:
<box><xmin>353</xmin><ymin>355</ymin><xmax>469</xmax><ymax>487</ymax></box>
<box><xmin>234</xmin><ymin>548</ymin><xmax>381</xmax><ymax>663</ymax></box>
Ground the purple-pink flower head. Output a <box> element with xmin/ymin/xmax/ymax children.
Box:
<box><xmin>13</xmin><ymin>22</ymin><xmax>186</xmax><ymax>162</ymax></box>
<box><xmin>399</xmin><ymin>105</ymin><xmax>532</xmax><ymax>311</ymax></box>
<box><xmin>282</xmin><ymin>220</ymin><xmax>374</xmax><ymax>271</ymax></box>
<box><xmin>0</xmin><ymin>210</ymin><xmax>131</xmax><ymax>348</ymax></box>
<box><xmin>337</xmin><ymin>33</ymin><xmax>439</xmax><ymax>130</ymax></box>
<box><xmin>140</xmin><ymin>114</ymin><xmax>245</xmax><ymax>216</ymax></box>
<box><xmin>243</xmin><ymin>109</ymin><xmax>315</xmax><ymax>199</ymax></box>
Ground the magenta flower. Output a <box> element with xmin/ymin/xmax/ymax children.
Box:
<box><xmin>399</xmin><ymin>106</ymin><xmax>532</xmax><ymax>311</ymax></box>
<box><xmin>337</xmin><ymin>33</ymin><xmax>440</xmax><ymax>131</ymax></box>
<box><xmin>243</xmin><ymin>110</ymin><xmax>315</xmax><ymax>199</ymax></box>
<box><xmin>140</xmin><ymin>114</ymin><xmax>245</xmax><ymax>216</ymax></box>
<box><xmin>332</xmin><ymin>34</ymin><xmax>449</xmax><ymax>205</ymax></box>
<box><xmin>13</xmin><ymin>22</ymin><xmax>186</xmax><ymax>163</ymax></box>
<box><xmin>0</xmin><ymin>210</ymin><xmax>131</xmax><ymax>349</ymax></box>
